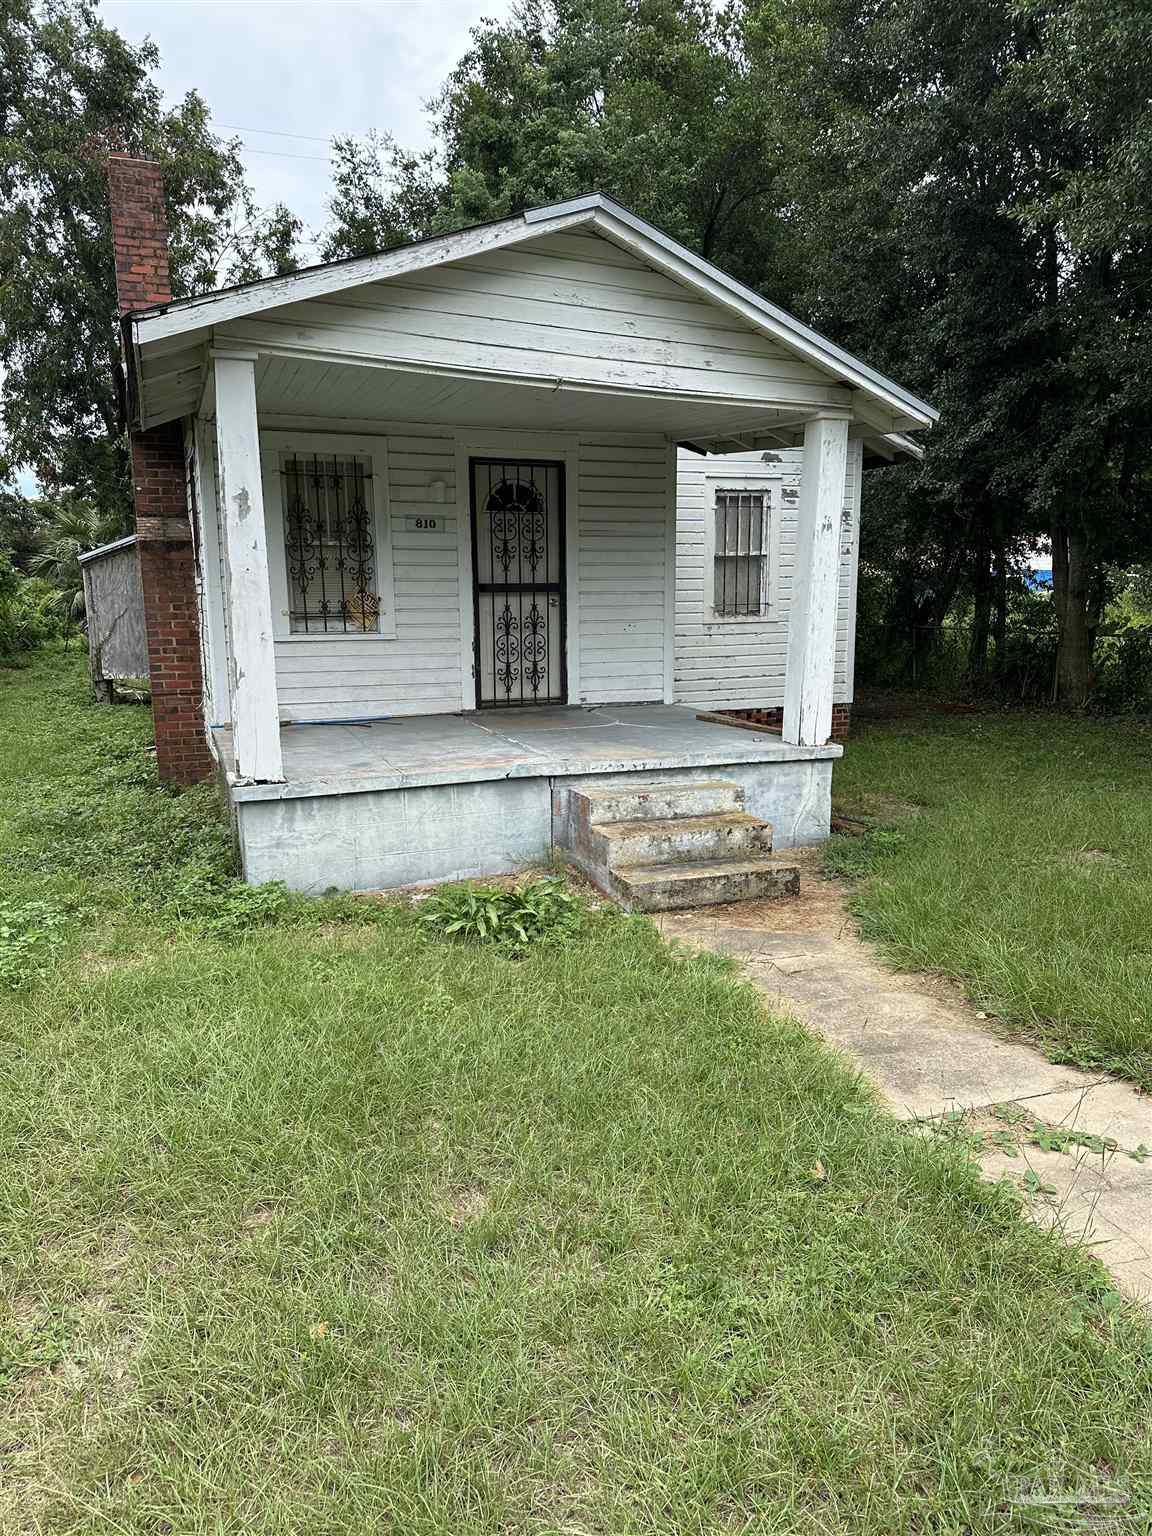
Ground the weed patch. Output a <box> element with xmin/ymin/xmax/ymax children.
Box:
<box><xmin>419</xmin><ymin>875</ymin><xmax>582</xmax><ymax>949</ymax></box>
<box><xmin>0</xmin><ymin>659</ymin><xmax>393</xmax><ymax>949</ymax></box>
<box><xmin>823</xmin><ymin>821</ymin><xmax>907</xmax><ymax>880</ymax></box>
<box><xmin>0</xmin><ymin>899</ymin><xmax>70</xmax><ymax>988</ymax></box>
<box><xmin>927</xmin><ymin>1102</ymin><xmax>1151</xmax><ymax>1166</ymax></box>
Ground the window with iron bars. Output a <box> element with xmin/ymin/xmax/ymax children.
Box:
<box><xmin>282</xmin><ymin>453</ymin><xmax>380</xmax><ymax>634</ymax></box>
<box><xmin>713</xmin><ymin>489</ymin><xmax>769</xmax><ymax>616</ymax></box>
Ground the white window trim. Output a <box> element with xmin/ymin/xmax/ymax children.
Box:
<box><xmin>702</xmin><ymin>472</ymin><xmax>782</xmax><ymax>624</ymax></box>
<box><xmin>259</xmin><ymin>431</ymin><xmax>396</xmax><ymax>642</ymax></box>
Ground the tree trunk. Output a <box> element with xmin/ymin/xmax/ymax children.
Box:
<box><xmin>992</xmin><ymin>540</ymin><xmax>1008</xmax><ymax>677</ymax></box>
<box><xmin>968</xmin><ymin>536</ymin><xmax>992</xmax><ymax>679</ymax></box>
<box><xmin>1051</xmin><ymin>520</ymin><xmax>1094</xmax><ymax>706</ymax></box>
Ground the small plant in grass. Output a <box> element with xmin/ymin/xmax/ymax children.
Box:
<box><xmin>189</xmin><ymin>879</ymin><xmax>293</xmax><ymax>939</ymax></box>
<box><xmin>823</xmin><ymin>822</ymin><xmax>907</xmax><ymax>880</ymax></box>
<box><xmin>419</xmin><ymin>876</ymin><xmax>582</xmax><ymax>949</ymax></box>
<box><xmin>928</xmin><ymin>1103</ymin><xmax>1152</xmax><ymax>1171</ymax></box>
<box><xmin>0</xmin><ymin>899</ymin><xmax>70</xmax><ymax>988</ymax></box>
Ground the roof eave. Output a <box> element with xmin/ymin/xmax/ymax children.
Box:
<box><xmin>580</xmin><ymin>203</ymin><xmax>937</xmax><ymax>429</ymax></box>
<box><xmin>128</xmin><ymin>202</ymin><xmax>599</xmax><ymax>342</ymax></box>
<box><xmin>127</xmin><ymin>191</ymin><xmax>937</xmax><ymax>433</ymax></box>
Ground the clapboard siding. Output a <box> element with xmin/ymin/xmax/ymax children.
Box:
<box><xmin>220</xmin><ymin>231</ymin><xmax>850</xmax><ymax>412</ymax></box>
<box><xmin>230</xmin><ymin>427</ymin><xmax>674</xmax><ymax>721</ymax></box>
<box><xmin>576</xmin><ymin>436</ymin><xmax>671</xmax><ymax>704</ymax></box>
<box><xmin>269</xmin><ymin>431</ymin><xmax>463</xmax><ymax>722</ymax></box>
<box><xmin>209</xmin><ymin>427</ymin><xmax>858</xmax><ymax>726</ymax></box>
<box><xmin>673</xmin><ymin>442</ymin><xmax>862</xmax><ymax>711</ymax></box>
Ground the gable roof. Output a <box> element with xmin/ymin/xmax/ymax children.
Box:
<box><xmin>126</xmin><ymin>194</ymin><xmax>937</xmax><ymax>433</ymax></box>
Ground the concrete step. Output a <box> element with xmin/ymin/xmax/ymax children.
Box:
<box><xmin>612</xmin><ymin>857</ymin><xmax>801</xmax><ymax>913</ymax></box>
<box><xmin>572</xmin><ymin>779</ymin><xmax>745</xmax><ymax>827</ymax></box>
<box><xmin>592</xmin><ymin>811</ymin><xmax>773</xmax><ymax>870</ymax></box>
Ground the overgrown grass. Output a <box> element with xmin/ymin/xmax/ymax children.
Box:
<box><xmin>2</xmin><ymin>655</ymin><xmax>1152</xmax><ymax>1532</ymax></box>
<box><xmin>828</xmin><ymin>709</ymin><xmax>1152</xmax><ymax>1090</ymax></box>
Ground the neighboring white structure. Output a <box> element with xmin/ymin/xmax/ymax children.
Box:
<box><xmin>122</xmin><ymin>193</ymin><xmax>933</xmax><ymax>890</ymax></box>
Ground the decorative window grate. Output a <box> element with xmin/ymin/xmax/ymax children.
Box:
<box><xmin>282</xmin><ymin>454</ymin><xmax>379</xmax><ymax>634</ymax></box>
<box><xmin>713</xmin><ymin>490</ymin><xmax>768</xmax><ymax>616</ymax></box>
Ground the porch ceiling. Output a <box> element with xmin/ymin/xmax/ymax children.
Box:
<box><xmin>247</xmin><ymin>354</ymin><xmax>858</xmax><ymax>448</ymax></box>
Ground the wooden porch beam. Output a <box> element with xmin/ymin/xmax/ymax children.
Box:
<box><xmin>212</xmin><ymin>349</ymin><xmax>284</xmax><ymax>782</ymax></box>
<box><xmin>783</xmin><ymin>412</ymin><xmax>851</xmax><ymax>749</ymax></box>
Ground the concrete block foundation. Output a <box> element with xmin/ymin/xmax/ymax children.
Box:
<box><xmin>225</xmin><ymin>704</ymin><xmax>838</xmax><ymax>894</ymax></box>
<box><xmin>237</xmin><ymin>778</ymin><xmax>553</xmax><ymax>893</ymax></box>
<box><xmin>235</xmin><ymin>757</ymin><xmax>833</xmax><ymax>895</ymax></box>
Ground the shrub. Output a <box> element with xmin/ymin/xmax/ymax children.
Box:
<box><xmin>0</xmin><ymin>558</ymin><xmax>63</xmax><ymax>661</ymax></box>
<box><xmin>1094</xmin><ymin>626</ymin><xmax>1152</xmax><ymax>715</ymax></box>
<box><xmin>188</xmin><ymin>879</ymin><xmax>292</xmax><ymax>939</ymax></box>
<box><xmin>419</xmin><ymin>876</ymin><xmax>582</xmax><ymax>949</ymax></box>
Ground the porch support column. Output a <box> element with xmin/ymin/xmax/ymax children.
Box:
<box><xmin>783</xmin><ymin>411</ymin><xmax>851</xmax><ymax>748</ymax></box>
<box><xmin>212</xmin><ymin>348</ymin><xmax>283</xmax><ymax>782</ymax></box>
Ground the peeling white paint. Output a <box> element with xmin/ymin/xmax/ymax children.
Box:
<box><xmin>782</xmin><ymin>415</ymin><xmax>850</xmax><ymax>748</ymax></box>
<box><xmin>213</xmin><ymin>354</ymin><xmax>284</xmax><ymax>783</ymax></box>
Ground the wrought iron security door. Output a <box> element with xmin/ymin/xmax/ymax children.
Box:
<box><xmin>471</xmin><ymin>459</ymin><xmax>566</xmax><ymax>707</ymax></box>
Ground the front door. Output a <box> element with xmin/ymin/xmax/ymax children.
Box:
<box><xmin>470</xmin><ymin>458</ymin><xmax>566</xmax><ymax>707</ymax></box>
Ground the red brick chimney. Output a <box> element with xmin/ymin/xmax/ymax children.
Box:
<box><xmin>107</xmin><ymin>155</ymin><xmax>213</xmax><ymax>786</ymax></box>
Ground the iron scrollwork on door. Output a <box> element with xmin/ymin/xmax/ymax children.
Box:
<box><xmin>471</xmin><ymin>460</ymin><xmax>565</xmax><ymax>706</ymax></box>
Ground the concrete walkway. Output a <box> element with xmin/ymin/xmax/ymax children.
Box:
<box><xmin>656</xmin><ymin>857</ymin><xmax>1152</xmax><ymax>1302</ymax></box>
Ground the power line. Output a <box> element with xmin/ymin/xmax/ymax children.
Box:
<box><xmin>217</xmin><ymin>122</ymin><xmax>337</xmax><ymax>144</ymax></box>
<box><xmin>235</xmin><ymin>144</ymin><xmax>332</xmax><ymax>162</ymax></box>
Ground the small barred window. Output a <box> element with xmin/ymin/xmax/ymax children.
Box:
<box><xmin>713</xmin><ymin>490</ymin><xmax>768</xmax><ymax>616</ymax></box>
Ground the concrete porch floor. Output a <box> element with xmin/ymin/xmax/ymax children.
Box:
<box><xmin>217</xmin><ymin>704</ymin><xmax>841</xmax><ymax>803</ymax></box>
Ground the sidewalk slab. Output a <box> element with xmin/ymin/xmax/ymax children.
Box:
<box><xmin>657</xmin><ymin>883</ymin><xmax>1152</xmax><ymax>1302</ymax></box>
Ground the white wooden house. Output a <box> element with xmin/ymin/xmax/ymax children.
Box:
<box><xmin>116</xmin><ymin>183</ymin><xmax>934</xmax><ymax>898</ymax></box>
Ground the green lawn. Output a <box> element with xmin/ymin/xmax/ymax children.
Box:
<box><xmin>829</xmin><ymin>708</ymin><xmax>1152</xmax><ymax>1091</ymax></box>
<box><xmin>2</xmin><ymin>654</ymin><xmax>1151</xmax><ymax>1533</ymax></box>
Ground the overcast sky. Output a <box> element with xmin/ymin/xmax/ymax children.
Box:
<box><xmin>102</xmin><ymin>0</ymin><xmax>514</xmax><ymax>255</ymax></box>
<box><xmin>5</xmin><ymin>2</ymin><xmax>509</xmax><ymax>493</ymax></box>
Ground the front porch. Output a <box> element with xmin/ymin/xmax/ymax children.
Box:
<box><xmin>218</xmin><ymin>704</ymin><xmax>840</xmax><ymax>892</ymax></box>
<box><xmin>118</xmin><ymin>193</ymin><xmax>935</xmax><ymax>891</ymax></box>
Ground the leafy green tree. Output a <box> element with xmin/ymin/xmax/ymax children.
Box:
<box><xmin>1012</xmin><ymin>0</ymin><xmax>1152</xmax><ymax>252</ymax></box>
<box><xmin>761</xmin><ymin>0</ymin><xmax>1152</xmax><ymax>702</ymax></box>
<box><xmin>322</xmin><ymin>0</ymin><xmax>793</xmax><ymax>294</ymax></box>
<box><xmin>323</xmin><ymin>132</ymin><xmax>445</xmax><ymax>258</ymax></box>
<box><xmin>0</xmin><ymin>0</ymin><xmax>301</xmax><ymax>526</ymax></box>
<box><xmin>0</xmin><ymin>486</ymin><xmax>45</xmax><ymax>572</ymax></box>
<box><xmin>27</xmin><ymin>492</ymin><xmax>121</xmax><ymax>624</ymax></box>
<box><xmin>1008</xmin><ymin>0</ymin><xmax>1152</xmax><ymax>701</ymax></box>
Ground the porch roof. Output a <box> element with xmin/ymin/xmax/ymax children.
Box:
<box><xmin>216</xmin><ymin>704</ymin><xmax>841</xmax><ymax>804</ymax></box>
<box><xmin>241</xmin><ymin>354</ymin><xmax>924</xmax><ymax>458</ymax></box>
<box><xmin>124</xmin><ymin>194</ymin><xmax>936</xmax><ymax>449</ymax></box>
